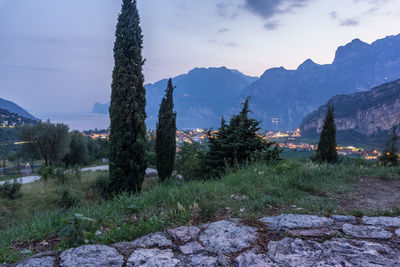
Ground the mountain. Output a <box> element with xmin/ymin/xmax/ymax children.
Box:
<box><xmin>236</xmin><ymin>33</ymin><xmax>400</xmax><ymax>130</ymax></box>
<box><xmin>0</xmin><ymin>98</ymin><xmax>37</xmax><ymax>120</ymax></box>
<box><xmin>92</xmin><ymin>67</ymin><xmax>258</xmax><ymax>129</ymax></box>
<box><xmin>300</xmin><ymin>79</ymin><xmax>400</xmax><ymax>147</ymax></box>
<box><xmin>0</xmin><ymin>108</ymin><xmax>38</xmax><ymax>127</ymax></box>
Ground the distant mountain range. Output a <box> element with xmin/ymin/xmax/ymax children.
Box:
<box><xmin>300</xmin><ymin>79</ymin><xmax>400</xmax><ymax>147</ymax></box>
<box><xmin>93</xmin><ymin>67</ymin><xmax>258</xmax><ymax>129</ymax></box>
<box><xmin>0</xmin><ymin>98</ymin><xmax>37</xmax><ymax>120</ymax></box>
<box><xmin>237</xmin><ymin>34</ymin><xmax>400</xmax><ymax>130</ymax></box>
<box><xmin>94</xmin><ymin>33</ymin><xmax>400</xmax><ymax>130</ymax></box>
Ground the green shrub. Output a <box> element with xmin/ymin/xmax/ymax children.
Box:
<box><xmin>54</xmin><ymin>168</ymin><xmax>68</xmax><ymax>184</ymax></box>
<box><xmin>145</xmin><ymin>151</ymin><xmax>156</xmax><ymax>167</ymax></box>
<box><xmin>40</xmin><ymin>166</ymin><xmax>54</xmax><ymax>182</ymax></box>
<box><xmin>91</xmin><ymin>174</ymin><xmax>111</xmax><ymax>199</ymax></box>
<box><xmin>59</xmin><ymin>189</ymin><xmax>80</xmax><ymax>209</ymax></box>
<box><xmin>59</xmin><ymin>213</ymin><xmax>97</xmax><ymax>247</ymax></box>
<box><xmin>175</xmin><ymin>142</ymin><xmax>207</xmax><ymax>180</ymax></box>
<box><xmin>70</xmin><ymin>166</ymin><xmax>82</xmax><ymax>180</ymax></box>
<box><xmin>0</xmin><ymin>179</ymin><xmax>22</xmax><ymax>199</ymax></box>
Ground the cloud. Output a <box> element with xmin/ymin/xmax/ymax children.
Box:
<box><xmin>264</xmin><ymin>21</ymin><xmax>280</xmax><ymax>30</ymax></box>
<box><xmin>218</xmin><ymin>28</ymin><xmax>230</xmax><ymax>33</ymax></box>
<box><xmin>340</xmin><ymin>18</ymin><xmax>359</xmax><ymax>26</ymax></box>
<box><xmin>330</xmin><ymin>11</ymin><xmax>338</xmax><ymax>19</ymax></box>
<box><xmin>243</xmin><ymin>0</ymin><xmax>311</xmax><ymax>20</ymax></box>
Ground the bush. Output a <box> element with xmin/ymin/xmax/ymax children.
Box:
<box><xmin>175</xmin><ymin>142</ymin><xmax>207</xmax><ymax>180</ymax></box>
<box><xmin>59</xmin><ymin>189</ymin><xmax>80</xmax><ymax>208</ymax></box>
<box><xmin>145</xmin><ymin>151</ymin><xmax>156</xmax><ymax>167</ymax></box>
<box><xmin>91</xmin><ymin>174</ymin><xmax>111</xmax><ymax>199</ymax></box>
<box><xmin>59</xmin><ymin>213</ymin><xmax>97</xmax><ymax>247</ymax></box>
<box><xmin>40</xmin><ymin>166</ymin><xmax>54</xmax><ymax>182</ymax></box>
<box><xmin>54</xmin><ymin>168</ymin><xmax>68</xmax><ymax>184</ymax></box>
<box><xmin>0</xmin><ymin>179</ymin><xmax>22</xmax><ymax>199</ymax></box>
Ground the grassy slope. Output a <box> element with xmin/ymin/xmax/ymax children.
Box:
<box><xmin>0</xmin><ymin>160</ymin><xmax>399</xmax><ymax>262</ymax></box>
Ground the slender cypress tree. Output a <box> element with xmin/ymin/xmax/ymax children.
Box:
<box><xmin>379</xmin><ymin>126</ymin><xmax>399</xmax><ymax>166</ymax></box>
<box><xmin>109</xmin><ymin>0</ymin><xmax>146</xmax><ymax>194</ymax></box>
<box><xmin>155</xmin><ymin>79</ymin><xmax>177</xmax><ymax>181</ymax></box>
<box><xmin>315</xmin><ymin>103</ymin><xmax>338</xmax><ymax>163</ymax></box>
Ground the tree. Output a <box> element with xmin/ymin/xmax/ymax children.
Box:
<box><xmin>109</xmin><ymin>0</ymin><xmax>147</xmax><ymax>194</ymax></box>
<box><xmin>19</xmin><ymin>121</ymin><xmax>70</xmax><ymax>166</ymax></box>
<box><xmin>315</xmin><ymin>103</ymin><xmax>338</xmax><ymax>163</ymax></box>
<box><xmin>206</xmin><ymin>98</ymin><xmax>280</xmax><ymax>177</ymax></box>
<box><xmin>156</xmin><ymin>79</ymin><xmax>177</xmax><ymax>181</ymax></box>
<box><xmin>63</xmin><ymin>131</ymin><xmax>89</xmax><ymax>168</ymax></box>
<box><xmin>379</xmin><ymin>126</ymin><xmax>399</xmax><ymax>166</ymax></box>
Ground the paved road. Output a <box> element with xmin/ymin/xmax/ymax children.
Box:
<box><xmin>0</xmin><ymin>165</ymin><xmax>158</xmax><ymax>185</ymax></box>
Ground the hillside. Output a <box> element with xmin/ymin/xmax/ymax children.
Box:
<box><xmin>92</xmin><ymin>67</ymin><xmax>257</xmax><ymax>129</ymax></box>
<box><xmin>300</xmin><ymin>79</ymin><xmax>400</xmax><ymax>147</ymax></box>
<box><xmin>0</xmin><ymin>108</ymin><xmax>37</xmax><ymax>128</ymax></box>
<box><xmin>236</xmin><ymin>34</ymin><xmax>400</xmax><ymax>130</ymax></box>
<box><xmin>0</xmin><ymin>98</ymin><xmax>36</xmax><ymax>120</ymax></box>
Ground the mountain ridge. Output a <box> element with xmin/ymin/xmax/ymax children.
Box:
<box><xmin>300</xmin><ymin>79</ymin><xmax>400</xmax><ymax>147</ymax></box>
<box><xmin>0</xmin><ymin>98</ymin><xmax>37</xmax><ymax>120</ymax></box>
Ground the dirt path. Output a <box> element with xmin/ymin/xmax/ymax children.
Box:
<box><xmin>338</xmin><ymin>176</ymin><xmax>400</xmax><ymax>212</ymax></box>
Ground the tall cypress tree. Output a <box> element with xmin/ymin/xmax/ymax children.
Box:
<box><xmin>379</xmin><ymin>126</ymin><xmax>399</xmax><ymax>166</ymax></box>
<box><xmin>109</xmin><ymin>0</ymin><xmax>146</xmax><ymax>193</ymax></box>
<box><xmin>155</xmin><ymin>79</ymin><xmax>177</xmax><ymax>181</ymax></box>
<box><xmin>315</xmin><ymin>103</ymin><xmax>338</xmax><ymax>163</ymax></box>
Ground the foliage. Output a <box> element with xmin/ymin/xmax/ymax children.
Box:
<box><xmin>59</xmin><ymin>213</ymin><xmax>97</xmax><ymax>247</ymax></box>
<box><xmin>54</xmin><ymin>167</ymin><xmax>68</xmax><ymax>184</ymax></box>
<box><xmin>0</xmin><ymin>160</ymin><xmax>400</xmax><ymax>262</ymax></box>
<box><xmin>156</xmin><ymin>79</ymin><xmax>177</xmax><ymax>181</ymax></box>
<box><xmin>0</xmin><ymin>179</ymin><xmax>22</xmax><ymax>199</ymax></box>
<box><xmin>59</xmin><ymin>189</ymin><xmax>80</xmax><ymax>209</ymax></box>
<box><xmin>175</xmin><ymin>142</ymin><xmax>207</xmax><ymax>180</ymax></box>
<box><xmin>145</xmin><ymin>151</ymin><xmax>156</xmax><ymax>167</ymax></box>
<box><xmin>379</xmin><ymin>126</ymin><xmax>399</xmax><ymax>166</ymax></box>
<box><xmin>40</xmin><ymin>166</ymin><xmax>54</xmax><ymax>182</ymax></box>
<box><xmin>314</xmin><ymin>103</ymin><xmax>339</xmax><ymax>163</ymax></box>
<box><xmin>109</xmin><ymin>0</ymin><xmax>147</xmax><ymax>194</ymax></box>
<box><xmin>91</xmin><ymin>174</ymin><xmax>111</xmax><ymax>199</ymax></box>
<box><xmin>205</xmin><ymin>97</ymin><xmax>280</xmax><ymax>177</ymax></box>
<box><xmin>63</xmin><ymin>131</ymin><xmax>89</xmax><ymax>168</ymax></box>
<box><xmin>19</xmin><ymin>120</ymin><xmax>70</xmax><ymax>166</ymax></box>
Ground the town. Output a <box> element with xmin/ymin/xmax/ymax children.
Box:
<box><xmin>83</xmin><ymin>128</ymin><xmax>382</xmax><ymax>160</ymax></box>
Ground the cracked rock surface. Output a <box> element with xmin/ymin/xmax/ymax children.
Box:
<box><xmin>12</xmin><ymin>214</ymin><xmax>400</xmax><ymax>267</ymax></box>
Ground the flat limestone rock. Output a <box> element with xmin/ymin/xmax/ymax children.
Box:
<box><xmin>268</xmin><ymin>237</ymin><xmax>323</xmax><ymax>266</ymax></box>
<box><xmin>60</xmin><ymin>244</ymin><xmax>124</xmax><ymax>267</ymax></box>
<box><xmin>166</xmin><ymin>226</ymin><xmax>200</xmax><ymax>243</ymax></box>
<box><xmin>179</xmin><ymin>241</ymin><xmax>204</xmax><ymax>255</ymax></box>
<box><xmin>16</xmin><ymin>256</ymin><xmax>54</xmax><ymax>267</ymax></box>
<box><xmin>131</xmin><ymin>232</ymin><xmax>172</xmax><ymax>248</ymax></box>
<box><xmin>287</xmin><ymin>229</ymin><xmax>337</xmax><ymax>237</ymax></box>
<box><xmin>396</xmin><ymin>228</ymin><xmax>400</xmax><ymax>237</ymax></box>
<box><xmin>330</xmin><ymin>215</ymin><xmax>356</xmax><ymax>223</ymax></box>
<box><xmin>342</xmin><ymin>223</ymin><xmax>392</xmax><ymax>239</ymax></box>
<box><xmin>199</xmin><ymin>219</ymin><xmax>258</xmax><ymax>253</ymax></box>
<box><xmin>234</xmin><ymin>252</ymin><xmax>274</xmax><ymax>267</ymax></box>
<box><xmin>318</xmin><ymin>238</ymin><xmax>400</xmax><ymax>266</ymax></box>
<box><xmin>259</xmin><ymin>214</ymin><xmax>333</xmax><ymax>230</ymax></box>
<box><xmin>127</xmin><ymin>248</ymin><xmax>179</xmax><ymax>267</ymax></box>
<box><xmin>183</xmin><ymin>253</ymin><xmax>230</xmax><ymax>267</ymax></box>
<box><xmin>362</xmin><ymin>216</ymin><xmax>400</xmax><ymax>227</ymax></box>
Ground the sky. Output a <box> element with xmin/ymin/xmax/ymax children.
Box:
<box><xmin>1</xmin><ymin>0</ymin><xmax>400</xmax><ymax>117</ymax></box>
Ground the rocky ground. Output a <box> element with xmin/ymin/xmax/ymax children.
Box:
<box><xmin>5</xmin><ymin>214</ymin><xmax>400</xmax><ymax>267</ymax></box>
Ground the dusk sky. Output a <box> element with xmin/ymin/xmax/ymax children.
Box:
<box><xmin>1</xmin><ymin>0</ymin><xmax>400</xmax><ymax>117</ymax></box>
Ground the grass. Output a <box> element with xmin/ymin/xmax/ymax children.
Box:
<box><xmin>0</xmin><ymin>159</ymin><xmax>399</xmax><ymax>263</ymax></box>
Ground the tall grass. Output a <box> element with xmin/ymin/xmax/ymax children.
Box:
<box><xmin>0</xmin><ymin>159</ymin><xmax>399</xmax><ymax>263</ymax></box>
